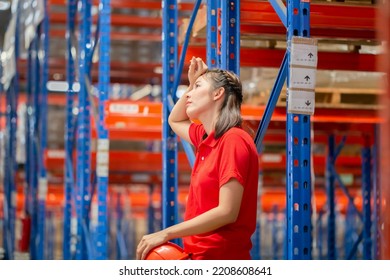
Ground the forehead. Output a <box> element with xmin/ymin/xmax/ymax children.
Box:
<box><xmin>195</xmin><ymin>74</ymin><xmax>209</xmax><ymax>84</ymax></box>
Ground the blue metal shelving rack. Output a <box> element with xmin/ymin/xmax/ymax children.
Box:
<box><xmin>95</xmin><ymin>0</ymin><xmax>111</xmax><ymax>260</ymax></box>
<box><xmin>220</xmin><ymin>0</ymin><xmax>240</xmax><ymax>75</ymax></box>
<box><xmin>37</xmin><ymin>0</ymin><xmax>50</xmax><ymax>260</ymax></box>
<box><xmin>63</xmin><ymin>0</ymin><xmax>111</xmax><ymax>260</ymax></box>
<box><xmin>2</xmin><ymin>9</ymin><xmax>20</xmax><ymax>260</ymax></box>
<box><xmin>161</xmin><ymin>0</ymin><xmax>180</xmax><ymax>231</ymax></box>
<box><xmin>24</xmin><ymin>0</ymin><xmax>49</xmax><ymax>260</ymax></box>
<box><xmin>253</xmin><ymin>0</ymin><xmax>313</xmax><ymax>260</ymax></box>
<box><xmin>326</xmin><ymin>134</ymin><xmax>374</xmax><ymax>260</ymax></box>
<box><xmin>63</xmin><ymin>0</ymin><xmax>77</xmax><ymax>260</ymax></box>
<box><xmin>75</xmin><ymin>0</ymin><xmax>93</xmax><ymax>260</ymax></box>
<box><xmin>1</xmin><ymin>0</ymin><xmax>49</xmax><ymax>260</ymax></box>
<box><xmin>285</xmin><ymin>0</ymin><xmax>312</xmax><ymax>260</ymax></box>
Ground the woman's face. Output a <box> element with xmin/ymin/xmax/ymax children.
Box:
<box><xmin>185</xmin><ymin>75</ymin><xmax>214</xmax><ymax>119</ymax></box>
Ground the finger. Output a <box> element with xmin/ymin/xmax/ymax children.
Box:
<box><xmin>141</xmin><ymin>246</ymin><xmax>151</xmax><ymax>260</ymax></box>
<box><xmin>136</xmin><ymin>244</ymin><xmax>143</xmax><ymax>260</ymax></box>
<box><xmin>136</xmin><ymin>238</ymin><xmax>146</xmax><ymax>260</ymax></box>
<box><xmin>195</xmin><ymin>58</ymin><xmax>207</xmax><ymax>74</ymax></box>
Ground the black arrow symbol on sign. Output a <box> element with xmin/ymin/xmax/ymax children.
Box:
<box><xmin>308</xmin><ymin>53</ymin><xmax>314</xmax><ymax>58</ymax></box>
<box><xmin>305</xmin><ymin>100</ymin><xmax>311</xmax><ymax>106</ymax></box>
<box><xmin>304</xmin><ymin>75</ymin><xmax>310</xmax><ymax>81</ymax></box>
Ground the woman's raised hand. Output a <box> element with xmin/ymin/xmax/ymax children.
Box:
<box><xmin>188</xmin><ymin>57</ymin><xmax>208</xmax><ymax>87</ymax></box>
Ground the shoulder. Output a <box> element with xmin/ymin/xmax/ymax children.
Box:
<box><xmin>219</xmin><ymin>127</ymin><xmax>257</xmax><ymax>153</ymax></box>
<box><xmin>221</xmin><ymin>127</ymin><xmax>255</xmax><ymax>144</ymax></box>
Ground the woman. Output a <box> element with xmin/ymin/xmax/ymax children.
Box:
<box><xmin>136</xmin><ymin>57</ymin><xmax>259</xmax><ymax>260</ymax></box>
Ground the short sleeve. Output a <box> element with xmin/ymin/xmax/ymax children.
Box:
<box><xmin>218</xmin><ymin>133</ymin><xmax>251</xmax><ymax>188</ymax></box>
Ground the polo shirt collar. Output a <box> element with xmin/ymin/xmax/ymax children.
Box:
<box><xmin>201</xmin><ymin>131</ymin><xmax>218</xmax><ymax>148</ymax></box>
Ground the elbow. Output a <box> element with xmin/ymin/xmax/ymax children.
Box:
<box><xmin>220</xmin><ymin>209</ymin><xmax>240</xmax><ymax>225</ymax></box>
<box><xmin>168</xmin><ymin>114</ymin><xmax>173</xmax><ymax>127</ymax></box>
<box><xmin>227</xmin><ymin>213</ymin><xmax>239</xmax><ymax>224</ymax></box>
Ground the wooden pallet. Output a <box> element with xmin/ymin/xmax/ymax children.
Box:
<box><xmin>244</xmin><ymin>87</ymin><xmax>383</xmax><ymax>109</ymax></box>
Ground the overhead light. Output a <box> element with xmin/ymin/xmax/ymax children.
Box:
<box><xmin>0</xmin><ymin>1</ymin><xmax>11</xmax><ymax>11</ymax></box>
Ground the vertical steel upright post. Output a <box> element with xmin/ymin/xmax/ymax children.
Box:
<box><xmin>206</xmin><ymin>0</ymin><xmax>219</xmax><ymax>68</ymax></box>
<box><xmin>26</xmin><ymin>31</ymin><xmax>40</xmax><ymax>260</ymax></box>
<box><xmin>326</xmin><ymin>134</ymin><xmax>336</xmax><ymax>259</ymax></box>
<box><xmin>372</xmin><ymin>125</ymin><xmax>380</xmax><ymax>259</ymax></box>
<box><xmin>285</xmin><ymin>0</ymin><xmax>312</xmax><ymax>259</ymax></box>
<box><xmin>37</xmin><ymin>0</ymin><xmax>49</xmax><ymax>260</ymax></box>
<box><xmin>95</xmin><ymin>0</ymin><xmax>111</xmax><ymax>260</ymax></box>
<box><xmin>361</xmin><ymin>137</ymin><xmax>372</xmax><ymax>260</ymax></box>
<box><xmin>344</xmin><ymin>201</ymin><xmax>357</xmax><ymax>259</ymax></box>
<box><xmin>220</xmin><ymin>0</ymin><xmax>239</xmax><ymax>74</ymax></box>
<box><xmin>63</xmin><ymin>0</ymin><xmax>78</xmax><ymax>260</ymax></box>
<box><xmin>2</xmin><ymin>5</ymin><xmax>20</xmax><ymax>260</ymax></box>
<box><xmin>76</xmin><ymin>0</ymin><xmax>92</xmax><ymax>260</ymax></box>
<box><xmin>316</xmin><ymin>210</ymin><xmax>324</xmax><ymax>259</ymax></box>
<box><xmin>25</xmin><ymin>34</ymin><xmax>34</xmax><ymax>257</ymax></box>
<box><xmin>161</xmin><ymin>0</ymin><xmax>179</xmax><ymax>229</ymax></box>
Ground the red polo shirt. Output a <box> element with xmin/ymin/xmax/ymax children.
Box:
<box><xmin>183</xmin><ymin>123</ymin><xmax>259</xmax><ymax>260</ymax></box>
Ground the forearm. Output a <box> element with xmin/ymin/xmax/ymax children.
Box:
<box><xmin>162</xmin><ymin>205</ymin><xmax>234</xmax><ymax>240</ymax></box>
<box><xmin>168</xmin><ymin>87</ymin><xmax>191</xmax><ymax>125</ymax></box>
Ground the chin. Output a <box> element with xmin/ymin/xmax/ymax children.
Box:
<box><xmin>186</xmin><ymin>109</ymin><xmax>196</xmax><ymax>120</ymax></box>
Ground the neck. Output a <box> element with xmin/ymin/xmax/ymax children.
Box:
<box><xmin>198</xmin><ymin>110</ymin><xmax>218</xmax><ymax>136</ymax></box>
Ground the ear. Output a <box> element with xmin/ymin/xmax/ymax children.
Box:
<box><xmin>213</xmin><ymin>87</ymin><xmax>225</xmax><ymax>101</ymax></box>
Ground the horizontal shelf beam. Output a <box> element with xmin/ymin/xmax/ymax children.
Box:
<box><xmin>45</xmin><ymin>149</ymin><xmax>363</xmax><ymax>175</ymax></box>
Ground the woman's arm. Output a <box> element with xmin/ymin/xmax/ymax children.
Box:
<box><xmin>168</xmin><ymin>57</ymin><xmax>207</xmax><ymax>143</ymax></box>
<box><xmin>136</xmin><ymin>178</ymin><xmax>244</xmax><ymax>260</ymax></box>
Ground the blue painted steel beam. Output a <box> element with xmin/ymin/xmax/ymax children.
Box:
<box><xmin>63</xmin><ymin>0</ymin><xmax>78</xmax><ymax>260</ymax></box>
<box><xmin>35</xmin><ymin>0</ymin><xmax>50</xmax><ymax>259</ymax></box>
<box><xmin>285</xmin><ymin>0</ymin><xmax>312</xmax><ymax>260</ymax></box>
<box><xmin>344</xmin><ymin>201</ymin><xmax>358</xmax><ymax>259</ymax></box>
<box><xmin>269</xmin><ymin>0</ymin><xmax>287</xmax><ymax>27</ymax></box>
<box><xmin>326</xmin><ymin>135</ymin><xmax>337</xmax><ymax>259</ymax></box>
<box><xmin>206</xmin><ymin>0</ymin><xmax>220</xmax><ymax>68</ymax></box>
<box><xmin>170</xmin><ymin>0</ymin><xmax>202</xmax><ymax>168</ymax></box>
<box><xmin>331</xmin><ymin>165</ymin><xmax>363</xmax><ymax>221</ymax></box>
<box><xmin>254</xmin><ymin>54</ymin><xmax>287</xmax><ymax>149</ymax></box>
<box><xmin>372</xmin><ymin>125</ymin><xmax>380</xmax><ymax>259</ymax></box>
<box><xmin>316</xmin><ymin>210</ymin><xmax>324</xmax><ymax>259</ymax></box>
<box><xmin>95</xmin><ymin>0</ymin><xmax>111</xmax><ymax>260</ymax></box>
<box><xmin>220</xmin><ymin>0</ymin><xmax>240</xmax><ymax>74</ymax></box>
<box><xmin>3</xmin><ymin>82</ymin><xmax>18</xmax><ymax>260</ymax></box>
<box><xmin>162</xmin><ymin>0</ymin><xmax>179</xmax><ymax>231</ymax></box>
<box><xmin>361</xmin><ymin>140</ymin><xmax>372</xmax><ymax>260</ymax></box>
<box><xmin>75</xmin><ymin>0</ymin><xmax>93</xmax><ymax>260</ymax></box>
<box><xmin>271</xmin><ymin>205</ymin><xmax>280</xmax><ymax>260</ymax></box>
<box><xmin>24</xmin><ymin>12</ymin><xmax>41</xmax><ymax>260</ymax></box>
<box><xmin>2</xmin><ymin>4</ymin><xmax>21</xmax><ymax>260</ymax></box>
<box><xmin>29</xmin><ymin>31</ymin><xmax>40</xmax><ymax>260</ymax></box>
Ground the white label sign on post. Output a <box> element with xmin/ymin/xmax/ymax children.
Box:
<box><xmin>287</xmin><ymin>89</ymin><xmax>315</xmax><ymax>115</ymax></box>
<box><xmin>288</xmin><ymin>36</ymin><xmax>318</xmax><ymax>115</ymax></box>
<box><xmin>288</xmin><ymin>66</ymin><xmax>317</xmax><ymax>90</ymax></box>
